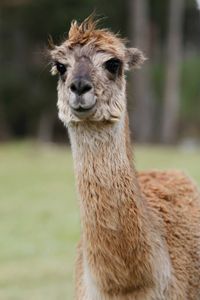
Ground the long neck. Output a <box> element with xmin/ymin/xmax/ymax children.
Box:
<box><xmin>69</xmin><ymin>113</ymin><xmax>170</xmax><ymax>295</ymax></box>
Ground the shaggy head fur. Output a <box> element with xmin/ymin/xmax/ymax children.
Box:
<box><xmin>50</xmin><ymin>16</ymin><xmax>145</xmax><ymax>126</ymax></box>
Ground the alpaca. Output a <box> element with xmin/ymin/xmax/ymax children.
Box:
<box><xmin>50</xmin><ymin>17</ymin><xmax>200</xmax><ymax>299</ymax></box>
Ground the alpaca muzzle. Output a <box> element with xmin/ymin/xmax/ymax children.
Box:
<box><xmin>69</xmin><ymin>77</ymin><xmax>96</xmax><ymax>118</ymax></box>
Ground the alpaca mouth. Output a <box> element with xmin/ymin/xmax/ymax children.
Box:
<box><xmin>70</xmin><ymin>103</ymin><xmax>96</xmax><ymax>118</ymax></box>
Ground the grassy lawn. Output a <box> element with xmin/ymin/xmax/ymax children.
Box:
<box><xmin>0</xmin><ymin>141</ymin><xmax>199</xmax><ymax>299</ymax></box>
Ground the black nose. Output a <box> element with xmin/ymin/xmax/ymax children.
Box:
<box><xmin>70</xmin><ymin>78</ymin><xmax>93</xmax><ymax>96</ymax></box>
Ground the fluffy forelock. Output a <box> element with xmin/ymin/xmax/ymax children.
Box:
<box><xmin>64</xmin><ymin>16</ymin><xmax>127</xmax><ymax>59</ymax></box>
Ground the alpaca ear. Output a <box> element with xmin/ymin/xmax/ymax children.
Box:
<box><xmin>125</xmin><ymin>48</ymin><xmax>146</xmax><ymax>70</ymax></box>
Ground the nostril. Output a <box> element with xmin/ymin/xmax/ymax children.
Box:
<box><xmin>70</xmin><ymin>79</ymin><xmax>93</xmax><ymax>96</ymax></box>
<box><xmin>70</xmin><ymin>83</ymin><xmax>77</xmax><ymax>93</ymax></box>
<box><xmin>81</xmin><ymin>83</ymin><xmax>92</xmax><ymax>94</ymax></box>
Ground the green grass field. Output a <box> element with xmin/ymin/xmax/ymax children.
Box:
<box><xmin>0</xmin><ymin>141</ymin><xmax>199</xmax><ymax>299</ymax></box>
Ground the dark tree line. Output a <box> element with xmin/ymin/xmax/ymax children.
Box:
<box><xmin>0</xmin><ymin>0</ymin><xmax>200</xmax><ymax>143</ymax></box>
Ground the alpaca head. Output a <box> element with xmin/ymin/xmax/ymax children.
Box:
<box><xmin>50</xmin><ymin>16</ymin><xmax>145</xmax><ymax>126</ymax></box>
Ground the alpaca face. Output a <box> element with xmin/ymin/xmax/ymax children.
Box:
<box><xmin>50</xmin><ymin>17</ymin><xmax>145</xmax><ymax>126</ymax></box>
<box><xmin>51</xmin><ymin>44</ymin><xmax>128</xmax><ymax>125</ymax></box>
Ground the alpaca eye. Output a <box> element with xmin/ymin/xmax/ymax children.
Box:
<box><xmin>55</xmin><ymin>62</ymin><xmax>66</xmax><ymax>75</ymax></box>
<box><xmin>104</xmin><ymin>58</ymin><xmax>121</xmax><ymax>74</ymax></box>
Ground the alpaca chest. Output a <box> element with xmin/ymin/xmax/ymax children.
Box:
<box><xmin>81</xmin><ymin>258</ymin><xmax>172</xmax><ymax>300</ymax></box>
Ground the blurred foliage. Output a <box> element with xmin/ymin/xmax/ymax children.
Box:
<box><xmin>151</xmin><ymin>56</ymin><xmax>200</xmax><ymax>135</ymax></box>
<box><xmin>181</xmin><ymin>57</ymin><xmax>200</xmax><ymax>121</ymax></box>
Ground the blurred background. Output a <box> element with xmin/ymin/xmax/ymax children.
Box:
<box><xmin>0</xmin><ymin>0</ymin><xmax>200</xmax><ymax>299</ymax></box>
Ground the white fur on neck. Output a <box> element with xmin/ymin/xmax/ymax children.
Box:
<box><xmin>68</xmin><ymin>112</ymin><xmax>130</xmax><ymax>177</ymax></box>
